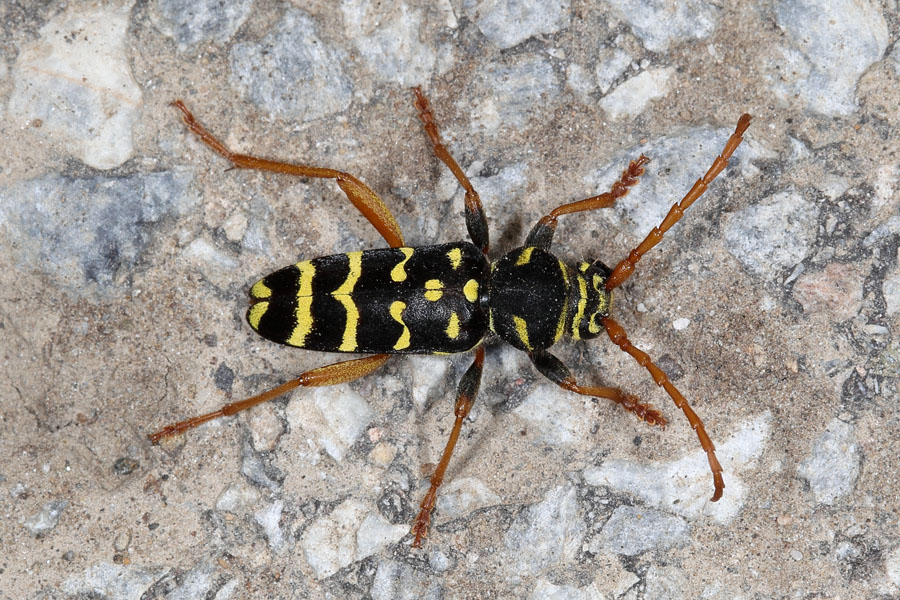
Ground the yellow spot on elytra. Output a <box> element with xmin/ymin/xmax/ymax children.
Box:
<box><xmin>333</xmin><ymin>252</ymin><xmax>362</xmax><ymax>351</ymax></box>
<box><xmin>446</xmin><ymin>247</ymin><xmax>462</xmax><ymax>269</ymax></box>
<box><xmin>513</xmin><ymin>315</ymin><xmax>532</xmax><ymax>350</ymax></box>
<box><xmin>248</xmin><ymin>301</ymin><xmax>268</xmax><ymax>329</ymax></box>
<box><xmin>391</xmin><ymin>247</ymin><xmax>414</xmax><ymax>282</ymax></box>
<box><xmin>446</xmin><ymin>312</ymin><xmax>460</xmax><ymax>339</ymax></box>
<box><xmin>287</xmin><ymin>261</ymin><xmax>316</xmax><ymax>346</ymax></box>
<box><xmin>516</xmin><ymin>246</ymin><xmax>535</xmax><ymax>266</ymax></box>
<box><xmin>463</xmin><ymin>279</ymin><xmax>479</xmax><ymax>303</ymax></box>
<box><xmin>558</xmin><ymin>260</ymin><xmax>569</xmax><ymax>285</ymax></box>
<box><xmin>424</xmin><ymin>279</ymin><xmax>443</xmax><ymax>302</ymax></box>
<box><xmin>554</xmin><ymin>299</ymin><xmax>568</xmax><ymax>344</ymax></box>
<box><xmin>571</xmin><ymin>273</ymin><xmax>587</xmax><ymax>340</ymax></box>
<box><xmin>250</xmin><ymin>280</ymin><xmax>272</xmax><ymax>299</ymax></box>
<box><xmin>578</xmin><ymin>261</ymin><xmax>590</xmax><ymax>272</ymax></box>
<box><xmin>390</xmin><ymin>300</ymin><xmax>410</xmax><ymax>350</ymax></box>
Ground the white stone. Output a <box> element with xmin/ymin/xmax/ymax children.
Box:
<box><xmin>599</xmin><ymin>68</ymin><xmax>674</xmax><ymax>120</ymax></box>
<box><xmin>301</xmin><ymin>500</ymin><xmax>407</xmax><ymax>579</ymax></box>
<box><xmin>465</xmin><ymin>0</ymin><xmax>571</xmax><ymax>49</ymax></box>
<box><xmin>513</xmin><ymin>384</ymin><xmax>591</xmax><ymax>446</ymax></box>
<box><xmin>584</xmin><ymin>412</ymin><xmax>771</xmax><ymax>523</ymax></box>
<box><xmin>7</xmin><ymin>4</ymin><xmax>142</xmax><ymax>169</ymax></box>
<box><xmin>435</xmin><ymin>477</ymin><xmax>501</xmax><ymax>520</ymax></box>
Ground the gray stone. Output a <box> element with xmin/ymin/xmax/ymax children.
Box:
<box><xmin>771</xmin><ymin>0</ymin><xmax>888</xmax><ymax>115</ymax></box>
<box><xmin>24</xmin><ymin>500</ymin><xmax>68</xmax><ymax>536</ymax></box>
<box><xmin>723</xmin><ymin>188</ymin><xmax>818</xmax><ymax>278</ymax></box>
<box><xmin>230</xmin><ymin>9</ymin><xmax>353</xmax><ymax>121</ymax></box>
<box><xmin>156</xmin><ymin>0</ymin><xmax>253</xmax><ymax>49</ymax></box>
<box><xmin>372</xmin><ymin>559</ymin><xmax>443</xmax><ymax>600</ymax></box>
<box><xmin>585</xmin><ymin>123</ymin><xmax>751</xmax><ymax>238</ymax></box>
<box><xmin>465</xmin><ymin>0</ymin><xmax>571</xmax><ymax>49</ymax></box>
<box><xmin>0</xmin><ymin>171</ymin><xmax>193</xmax><ymax>293</ymax></box>
<box><xmin>797</xmin><ymin>418</ymin><xmax>860</xmax><ymax>505</ymax></box>
<box><xmin>62</xmin><ymin>563</ymin><xmax>171</xmax><ymax>600</ymax></box>
<box><xmin>502</xmin><ymin>484</ymin><xmax>585</xmax><ymax>579</ymax></box>
<box><xmin>8</xmin><ymin>4</ymin><xmax>142</xmax><ymax>169</ymax></box>
<box><xmin>606</xmin><ymin>0</ymin><xmax>720</xmax><ymax>52</ymax></box>
<box><xmin>471</xmin><ymin>55</ymin><xmax>560</xmax><ymax>133</ymax></box>
<box><xmin>598</xmin><ymin>505</ymin><xmax>689</xmax><ymax>556</ymax></box>
<box><xmin>340</xmin><ymin>2</ymin><xmax>436</xmax><ymax>86</ymax></box>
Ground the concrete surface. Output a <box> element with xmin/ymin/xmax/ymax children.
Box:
<box><xmin>1</xmin><ymin>1</ymin><xmax>898</xmax><ymax>598</ymax></box>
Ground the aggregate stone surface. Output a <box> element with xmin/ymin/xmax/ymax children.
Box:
<box><xmin>1</xmin><ymin>1</ymin><xmax>898</xmax><ymax>598</ymax></box>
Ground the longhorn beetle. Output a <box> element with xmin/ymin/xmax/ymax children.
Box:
<box><xmin>151</xmin><ymin>88</ymin><xmax>751</xmax><ymax>547</ymax></box>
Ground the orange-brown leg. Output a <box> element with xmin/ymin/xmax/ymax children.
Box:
<box><xmin>149</xmin><ymin>354</ymin><xmax>390</xmax><ymax>443</ymax></box>
<box><xmin>602</xmin><ymin>317</ymin><xmax>724</xmax><ymax>501</ymax></box>
<box><xmin>412</xmin><ymin>87</ymin><xmax>489</xmax><ymax>254</ymax></box>
<box><xmin>171</xmin><ymin>100</ymin><xmax>405</xmax><ymax>248</ymax></box>
<box><xmin>525</xmin><ymin>156</ymin><xmax>650</xmax><ymax>250</ymax></box>
<box><xmin>411</xmin><ymin>346</ymin><xmax>484</xmax><ymax>547</ymax></box>
<box><xmin>605</xmin><ymin>113</ymin><xmax>751</xmax><ymax>290</ymax></box>
<box><xmin>528</xmin><ymin>349</ymin><xmax>666</xmax><ymax>426</ymax></box>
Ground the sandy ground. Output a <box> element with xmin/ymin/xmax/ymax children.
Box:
<box><xmin>1</xmin><ymin>1</ymin><xmax>899</xmax><ymax>598</ymax></box>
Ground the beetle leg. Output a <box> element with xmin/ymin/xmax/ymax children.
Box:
<box><xmin>412</xmin><ymin>87</ymin><xmax>489</xmax><ymax>255</ymax></box>
<box><xmin>148</xmin><ymin>354</ymin><xmax>390</xmax><ymax>443</ymax></box>
<box><xmin>171</xmin><ymin>100</ymin><xmax>405</xmax><ymax>248</ymax></box>
<box><xmin>524</xmin><ymin>156</ymin><xmax>649</xmax><ymax>250</ymax></box>
<box><xmin>602</xmin><ymin>316</ymin><xmax>724</xmax><ymax>501</ymax></box>
<box><xmin>411</xmin><ymin>346</ymin><xmax>484</xmax><ymax>547</ymax></box>
<box><xmin>605</xmin><ymin>113</ymin><xmax>751</xmax><ymax>290</ymax></box>
<box><xmin>528</xmin><ymin>349</ymin><xmax>667</xmax><ymax>426</ymax></box>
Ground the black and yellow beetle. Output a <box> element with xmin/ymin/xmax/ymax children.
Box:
<box><xmin>151</xmin><ymin>89</ymin><xmax>751</xmax><ymax>546</ymax></box>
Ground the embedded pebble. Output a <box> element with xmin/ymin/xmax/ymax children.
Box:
<box><xmin>606</xmin><ymin>0</ymin><xmax>720</xmax><ymax>52</ymax></box>
<box><xmin>771</xmin><ymin>0</ymin><xmax>889</xmax><ymax>115</ymax></box>
<box><xmin>24</xmin><ymin>500</ymin><xmax>69</xmax><ymax>536</ymax></box>
<box><xmin>513</xmin><ymin>384</ymin><xmax>592</xmax><ymax>446</ymax></box>
<box><xmin>435</xmin><ymin>477</ymin><xmax>501</xmax><ymax>520</ymax></box>
<box><xmin>584</xmin><ymin>413</ymin><xmax>770</xmax><ymax>522</ymax></box>
<box><xmin>166</xmin><ymin>561</ymin><xmax>232</xmax><ymax>600</ymax></box>
<box><xmin>792</xmin><ymin>262</ymin><xmax>865</xmax><ymax>320</ymax></box>
<box><xmin>8</xmin><ymin>4</ymin><xmax>141</xmax><ymax>169</ymax></box>
<box><xmin>301</xmin><ymin>499</ymin><xmax>407</xmax><ymax>579</ymax></box>
<box><xmin>285</xmin><ymin>385</ymin><xmax>375</xmax><ymax>462</ymax></box>
<box><xmin>62</xmin><ymin>563</ymin><xmax>171</xmax><ymax>600</ymax></box>
<box><xmin>222</xmin><ymin>211</ymin><xmax>249</xmax><ymax>243</ymax></box>
<box><xmin>672</xmin><ymin>317</ymin><xmax>690</xmax><ymax>331</ymax></box>
<box><xmin>255</xmin><ymin>500</ymin><xmax>286</xmax><ymax>552</ymax></box>
<box><xmin>340</xmin><ymin>2</ymin><xmax>435</xmax><ymax>86</ymax></box>
<box><xmin>502</xmin><ymin>484</ymin><xmax>585</xmax><ymax>579</ymax></box>
<box><xmin>531</xmin><ymin>579</ymin><xmax>604</xmax><ymax>600</ymax></box>
<box><xmin>723</xmin><ymin>189</ymin><xmax>818</xmax><ymax>278</ymax></box>
<box><xmin>599</xmin><ymin>67</ymin><xmax>674</xmax><ymax>120</ymax></box>
<box><xmin>215</xmin><ymin>482</ymin><xmax>260</xmax><ymax>513</ymax></box>
<box><xmin>797</xmin><ymin>418</ymin><xmax>860</xmax><ymax>505</ymax></box>
<box><xmin>0</xmin><ymin>172</ymin><xmax>192</xmax><ymax>293</ymax></box>
<box><xmin>465</xmin><ymin>0</ymin><xmax>571</xmax><ymax>49</ymax></box>
<box><xmin>471</xmin><ymin>56</ymin><xmax>559</xmax><ymax>133</ymax></box>
<box><xmin>595</xmin><ymin>47</ymin><xmax>633</xmax><ymax>94</ymax></box>
<box><xmin>597</xmin><ymin>505</ymin><xmax>689</xmax><ymax>556</ymax></box>
<box><xmin>644</xmin><ymin>565</ymin><xmax>687</xmax><ymax>600</ymax></box>
<box><xmin>883</xmin><ymin>266</ymin><xmax>900</xmax><ymax>317</ymax></box>
<box><xmin>372</xmin><ymin>559</ymin><xmax>442</xmax><ymax>600</ymax></box>
<box><xmin>230</xmin><ymin>9</ymin><xmax>352</xmax><ymax>121</ymax></box>
<box><xmin>183</xmin><ymin>238</ymin><xmax>239</xmax><ymax>271</ymax></box>
<box><xmin>156</xmin><ymin>0</ymin><xmax>253</xmax><ymax>49</ymax></box>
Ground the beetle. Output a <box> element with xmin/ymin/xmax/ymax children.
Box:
<box><xmin>150</xmin><ymin>88</ymin><xmax>751</xmax><ymax>546</ymax></box>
